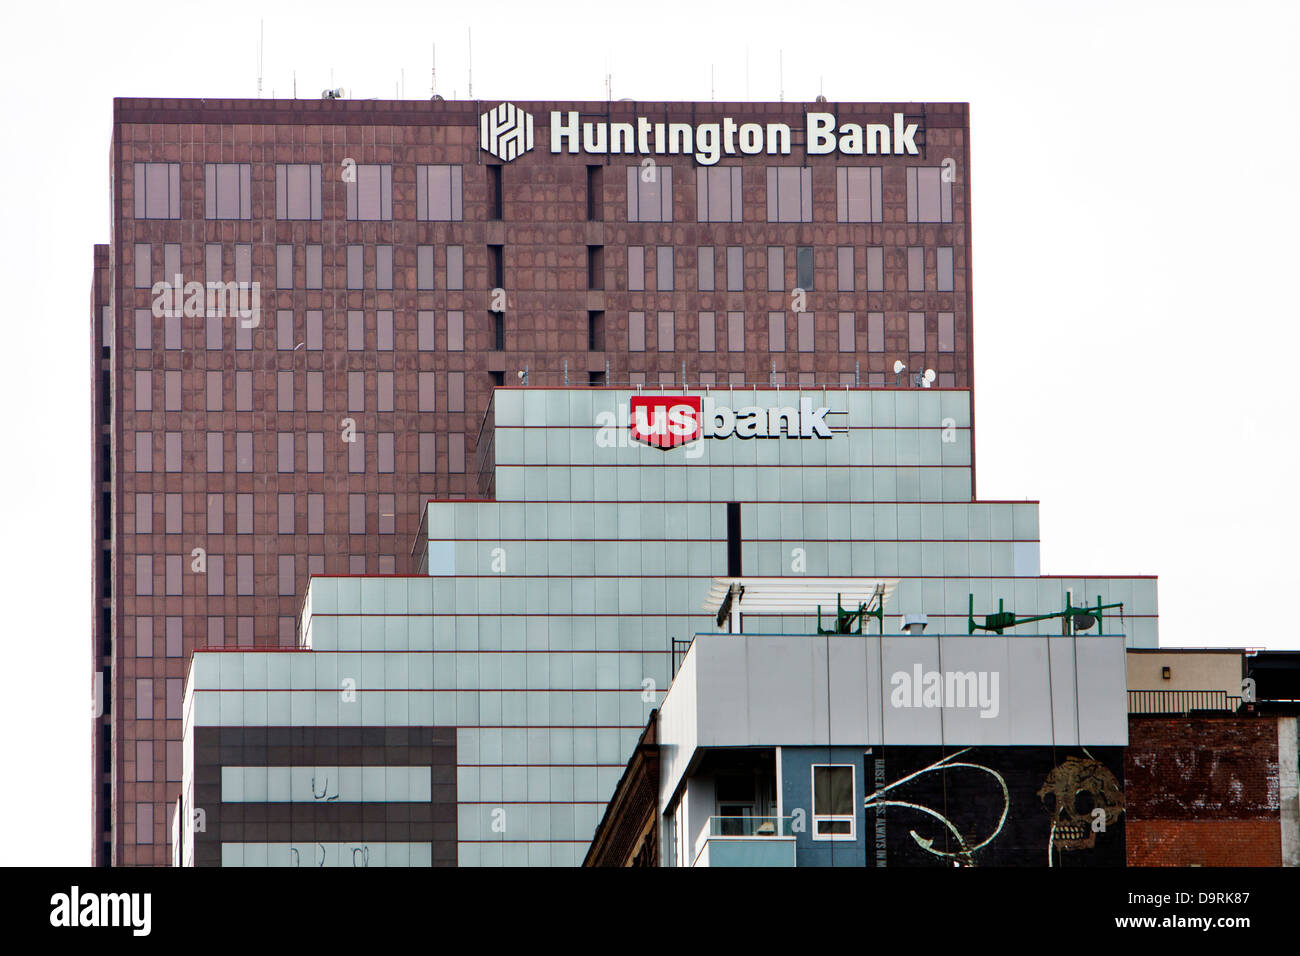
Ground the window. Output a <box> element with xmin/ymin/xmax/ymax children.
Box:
<box><xmin>657</xmin><ymin>311</ymin><xmax>674</xmax><ymax>353</ymax></box>
<box><xmin>416</xmin><ymin>165</ymin><xmax>464</xmax><ymax>220</ymax></box>
<box><xmin>135</xmin><ymin>618</ymin><xmax>153</xmax><ymax>659</ymax></box>
<box><xmin>237</xmin><ymin>555</ymin><xmax>253</xmax><ymax>595</ymax></box>
<box><xmin>278</xmin><ymin>432</ymin><xmax>294</xmax><ymax>472</ymax></box>
<box><xmin>726</xmin><ymin>311</ymin><xmax>744</xmax><ymax>352</ymax></box>
<box><xmin>278</xmin><ymin>555</ymin><xmax>294</xmax><ymax>596</ymax></box>
<box><xmin>276</xmin><ymin>164</ymin><xmax>322</xmax><ymax>219</ymax></box>
<box><xmin>449</xmin><ymin>433</ymin><xmax>466</xmax><ymax>473</ymax></box>
<box><xmin>236</xmin><ymin>494</ymin><xmax>252</xmax><ymax>534</ymax></box>
<box><xmin>697</xmin><ymin>166</ymin><xmax>742</xmax><ymax>222</ymax></box>
<box><xmin>908</xmin><ymin>247</ymin><xmax>925</xmax><ymax>292</ymax></box>
<box><xmin>796</xmin><ymin>246</ymin><xmax>814</xmax><ymax>291</ymax></box>
<box><xmin>134</xmin><ymin>371</ymin><xmax>151</xmax><ymax>411</ymax></box>
<box><xmin>308</xmin><ymin>494</ymin><xmax>324</xmax><ymax>534</ymax></box>
<box><xmin>136</xmin><ymin>803</ymin><xmax>154</xmax><ymax>845</ymax></box>
<box><xmin>347</xmin><ymin>310</ymin><xmax>364</xmax><ymax>350</ymax></box>
<box><xmin>306</xmin><ymin>311</ymin><xmax>323</xmax><ymax>350</ymax></box>
<box><xmin>766</xmin><ymin>167</ymin><xmax>812</xmax><ymax>222</ymax></box>
<box><xmin>798</xmin><ymin>313</ymin><xmax>815</xmax><ymax>353</ymax></box>
<box><xmin>276</xmin><ymin>245</ymin><xmax>293</xmax><ymax>288</ymax></box>
<box><xmin>277</xmin><ymin>371</ymin><xmax>293</xmax><ymax>412</ymax></box>
<box><xmin>838</xmin><ymin>312</ymin><xmax>856</xmax><ymax>353</ymax></box>
<box><xmin>205</xmin><ymin>163</ymin><xmax>252</xmax><ymax>219</ymax></box>
<box><xmin>306</xmin><ymin>246</ymin><xmax>323</xmax><ymax>289</ymax></box>
<box><xmin>909</xmin><ymin>312</ymin><xmax>926</xmax><ymax>352</ymax></box>
<box><xmin>629</xmin><ymin>312</ymin><xmax>645</xmax><ymax>352</ymax></box>
<box><xmin>419</xmin><ymin>434</ymin><xmax>437</xmax><ymax>473</ymax></box>
<box><xmin>489</xmin><ymin>244</ymin><xmax>504</xmax><ymax>289</ymax></box>
<box><xmin>206</xmin><ymin>432</ymin><xmax>223</xmax><ymax>472</ymax></box>
<box><xmin>376</xmin><ymin>246</ymin><xmax>393</xmax><ymax>290</ymax></box>
<box><xmin>134</xmin><ymin>432</ymin><xmax>152</xmax><ymax>473</ymax></box>
<box><xmin>134</xmin><ymin>309</ymin><xmax>151</xmax><ymax>350</ymax></box>
<box><xmin>272</xmin><ymin>495</ymin><xmax>293</xmax><ymax>537</ymax></box>
<box><xmin>136</xmin><ymin>494</ymin><xmax>153</xmax><ymax>535</ymax></box>
<box><xmin>164</xmin><ymin>433</ymin><xmax>181</xmax><ymax>472</ymax></box>
<box><xmin>487</xmin><ymin>164</ymin><xmax>503</xmax><ymax>219</ymax></box>
<box><xmin>836</xmin><ymin>167</ymin><xmax>883</xmax><ymax>222</ymax></box>
<box><xmin>378</xmin><ymin>433</ymin><xmax>395</xmax><ymax>473</ymax></box>
<box><xmin>166</xmin><ymin>618</ymin><xmax>182</xmax><ymax>657</ymax></box>
<box><xmin>235</xmin><ymin>433</ymin><xmax>253</xmax><ymax>472</ymax></box>
<box><xmin>205</xmin><ymin>243</ymin><xmax>222</xmax><ymax>282</ymax></box>
<box><xmin>586</xmin><ymin>165</ymin><xmax>603</xmax><ymax>221</ymax></box>
<box><xmin>866</xmin><ymin>248</ymin><xmax>884</xmax><ymax>292</ymax></box>
<box><xmin>349</xmin><ymin>494</ymin><xmax>365</xmax><ymax>535</ymax></box>
<box><xmin>588</xmin><ymin>312</ymin><xmax>605</xmax><ymax>351</ymax></box>
<box><xmin>135</xmin><ymin>555</ymin><xmax>153</xmax><ymax>596</ymax></box>
<box><xmin>133</xmin><ymin>162</ymin><xmax>180</xmax><ymax>219</ymax></box>
<box><xmin>907</xmin><ymin>167</ymin><xmax>954</xmax><ymax>222</ymax></box>
<box><xmin>378</xmin><ymin>371</ymin><xmax>394</xmax><ymax>412</ymax></box>
<box><xmin>627</xmin><ymin>165</ymin><xmax>673</xmax><ymax>221</ymax></box>
<box><xmin>939</xmin><ymin>312</ymin><xmax>955</xmax><ymax>352</ymax></box>
<box><xmin>379</xmin><ymin>494</ymin><xmax>396</xmax><ymax>535</ymax></box>
<box><xmin>378</xmin><ymin>311</ymin><xmax>394</xmax><ymax>350</ymax></box>
<box><xmin>698</xmin><ymin>312</ymin><xmax>715</xmax><ymax>353</ymax></box>
<box><xmin>418</xmin><ymin>311</ymin><xmax>436</xmax><ymax>351</ymax></box>
<box><xmin>165</xmin><ymin>494</ymin><xmax>181</xmax><ymax>534</ymax></box>
<box><xmin>417</xmin><ymin>247</ymin><xmax>435</xmax><ymax>290</ymax></box>
<box><xmin>348</xmin><ymin>433</ymin><xmax>365</xmax><ymax>473</ymax></box>
<box><xmin>346</xmin><ymin>164</ymin><xmax>393</xmax><ymax>220</ymax></box>
<box><xmin>868</xmin><ymin>313</ymin><xmax>884</xmax><ymax>352</ymax></box>
<box><xmin>587</xmin><ymin>246</ymin><xmax>604</xmax><ymax>290</ymax></box>
<box><xmin>937</xmin><ymin>247</ymin><xmax>954</xmax><ymax>292</ymax></box>
<box><xmin>447</xmin><ymin>246</ymin><xmax>464</xmax><ymax>290</ymax></box>
<box><xmin>308</xmin><ymin>433</ymin><xmax>323</xmax><ymax>473</ymax></box>
<box><xmin>347</xmin><ymin>246</ymin><xmax>364</xmax><ymax>290</ymax></box>
<box><xmin>767</xmin><ymin>312</ymin><xmax>785</xmax><ymax>352</ymax></box>
<box><xmin>812</xmin><ymin>764</ymin><xmax>855</xmax><ymax>839</ymax></box>
<box><xmin>697</xmin><ymin>247</ymin><xmax>714</xmax><ymax>291</ymax></box>
<box><xmin>726</xmin><ymin>247</ymin><xmax>743</xmax><ymax>292</ymax></box>
<box><xmin>134</xmin><ymin>243</ymin><xmax>151</xmax><ymax>289</ymax></box>
<box><xmin>419</xmin><ymin>372</ymin><xmax>436</xmax><ymax>411</ymax></box>
<box><xmin>656</xmin><ymin>247</ymin><xmax>674</xmax><ymax>292</ymax></box>
<box><xmin>164</xmin><ymin>244</ymin><xmax>180</xmax><ymax>283</ymax></box>
<box><xmin>766</xmin><ymin>247</ymin><xmax>784</xmax><ymax>293</ymax></box>
<box><xmin>448</xmin><ymin>312</ymin><xmax>465</xmax><ymax>351</ymax></box>
<box><xmin>207</xmin><ymin>494</ymin><xmax>223</xmax><ymax>534</ymax></box>
<box><xmin>627</xmin><ymin>247</ymin><xmax>645</xmax><ymax>292</ymax></box>
<box><xmin>837</xmin><ymin>247</ymin><xmax>854</xmax><ymax>292</ymax></box>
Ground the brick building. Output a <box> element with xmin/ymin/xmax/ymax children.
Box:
<box><xmin>92</xmin><ymin>97</ymin><xmax>973</xmax><ymax>865</ymax></box>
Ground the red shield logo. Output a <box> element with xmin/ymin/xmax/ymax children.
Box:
<box><xmin>629</xmin><ymin>395</ymin><xmax>701</xmax><ymax>449</ymax></box>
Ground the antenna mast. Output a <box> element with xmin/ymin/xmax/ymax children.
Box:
<box><xmin>467</xmin><ymin>28</ymin><xmax>473</xmax><ymax>98</ymax></box>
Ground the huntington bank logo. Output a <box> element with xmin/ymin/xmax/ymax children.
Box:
<box><xmin>480</xmin><ymin>103</ymin><xmax>535</xmax><ymax>162</ymax></box>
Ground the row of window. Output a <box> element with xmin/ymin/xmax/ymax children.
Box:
<box><xmin>131</xmin><ymin>431</ymin><xmax>465</xmax><ymax>475</ymax></box>
<box><xmin>129</xmin><ymin>308</ymin><xmax>954</xmax><ymax>354</ymax></box>
<box><xmin>133</xmin><ymin>161</ymin><xmax>956</xmax><ymax>224</ymax></box>
<box><xmin>621</xmin><ymin>311</ymin><xmax>957</xmax><ymax>354</ymax></box>
<box><xmin>131</xmin><ymin>240</ymin><xmax>957</xmax><ymax>294</ymax></box>
<box><xmin>128</xmin><ymin>611</ymin><xmax>352</xmax><ymax>661</ymax></box>
<box><xmin>628</xmin><ymin>244</ymin><xmax>956</xmax><ymax>293</ymax></box>
<box><xmin>132</xmin><ymin>491</ymin><xmax>398</xmax><ymax>537</ymax></box>
<box><xmin>130</xmin><ymin>369</ymin><xmax>466</xmax><ymax>413</ymax></box>
<box><xmin>133</xmin><ymin>242</ymin><xmax>463</xmax><ymax>291</ymax></box>
<box><xmin>132</xmin><ymin>542</ymin><xmax>394</xmax><ymax>599</ymax></box>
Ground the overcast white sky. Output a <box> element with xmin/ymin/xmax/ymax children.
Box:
<box><xmin>0</xmin><ymin>0</ymin><xmax>1295</xmax><ymax>866</ymax></box>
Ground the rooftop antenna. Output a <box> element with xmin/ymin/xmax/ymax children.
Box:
<box><xmin>293</xmin><ymin>71</ymin><xmax>297</xmax><ymax>98</ymax></box>
<box><xmin>401</xmin><ymin>68</ymin><xmax>405</xmax><ymax>98</ymax></box>
<box><xmin>779</xmin><ymin>50</ymin><xmax>784</xmax><ymax>102</ymax></box>
<box><xmin>467</xmin><ymin>27</ymin><xmax>473</xmax><ymax>98</ymax></box>
<box><xmin>431</xmin><ymin>43</ymin><xmax>436</xmax><ymax>97</ymax></box>
<box><xmin>604</xmin><ymin>55</ymin><xmax>611</xmax><ymax>100</ymax></box>
<box><xmin>256</xmin><ymin>20</ymin><xmax>264</xmax><ymax>97</ymax></box>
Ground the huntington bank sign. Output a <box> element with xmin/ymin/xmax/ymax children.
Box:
<box><xmin>596</xmin><ymin>395</ymin><xmax>839</xmax><ymax>452</ymax></box>
<box><xmin>479</xmin><ymin>102</ymin><xmax>921</xmax><ymax>165</ymax></box>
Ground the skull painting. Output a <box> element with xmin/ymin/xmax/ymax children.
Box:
<box><xmin>1037</xmin><ymin>756</ymin><xmax>1124</xmax><ymax>850</ymax></box>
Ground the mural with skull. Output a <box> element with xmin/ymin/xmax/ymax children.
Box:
<box><xmin>1038</xmin><ymin>755</ymin><xmax>1125</xmax><ymax>855</ymax></box>
<box><xmin>863</xmin><ymin>746</ymin><xmax>1126</xmax><ymax>867</ymax></box>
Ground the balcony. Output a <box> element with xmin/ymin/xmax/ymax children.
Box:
<box><xmin>692</xmin><ymin>816</ymin><xmax>797</xmax><ymax>867</ymax></box>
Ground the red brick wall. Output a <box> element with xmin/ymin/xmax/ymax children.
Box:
<box><xmin>1126</xmin><ymin>717</ymin><xmax>1280</xmax><ymax>866</ymax></box>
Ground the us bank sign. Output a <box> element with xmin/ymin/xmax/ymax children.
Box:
<box><xmin>595</xmin><ymin>394</ymin><xmax>845</xmax><ymax>452</ymax></box>
<box><xmin>479</xmin><ymin>102</ymin><xmax>922</xmax><ymax>165</ymax></box>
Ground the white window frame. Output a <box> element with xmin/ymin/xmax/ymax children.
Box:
<box><xmin>811</xmin><ymin>763</ymin><xmax>856</xmax><ymax>841</ymax></box>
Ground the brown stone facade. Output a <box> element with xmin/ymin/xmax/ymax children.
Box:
<box><xmin>95</xmin><ymin>96</ymin><xmax>972</xmax><ymax>865</ymax></box>
<box><xmin>1125</xmin><ymin>716</ymin><xmax>1283</xmax><ymax>866</ymax></box>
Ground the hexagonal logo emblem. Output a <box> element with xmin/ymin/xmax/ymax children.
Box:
<box><xmin>479</xmin><ymin>102</ymin><xmax>534</xmax><ymax>162</ymax></box>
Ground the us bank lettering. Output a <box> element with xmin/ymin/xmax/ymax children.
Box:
<box><xmin>551</xmin><ymin>111</ymin><xmax>920</xmax><ymax>166</ymax></box>
<box><xmin>607</xmin><ymin>395</ymin><xmax>843</xmax><ymax>451</ymax></box>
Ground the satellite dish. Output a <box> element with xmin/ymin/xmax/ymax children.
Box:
<box><xmin>892</xmin><ymin>360</ymin><xmax>906</xmax><ymax>375</ymax></box>
<box><xmin>921</xmin><ymin>369</ymin><xmax>936</xmax><ymax>388</ymax></box>
<box><xmin>1073</xmin><ymin>613</ymin><xmax>1097</xmax><ymax>632</ymax></box>
<box><xmin>516</xmin><ymin>371</ymin><xmax>525</xmax><ymax>380</ymax></box>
